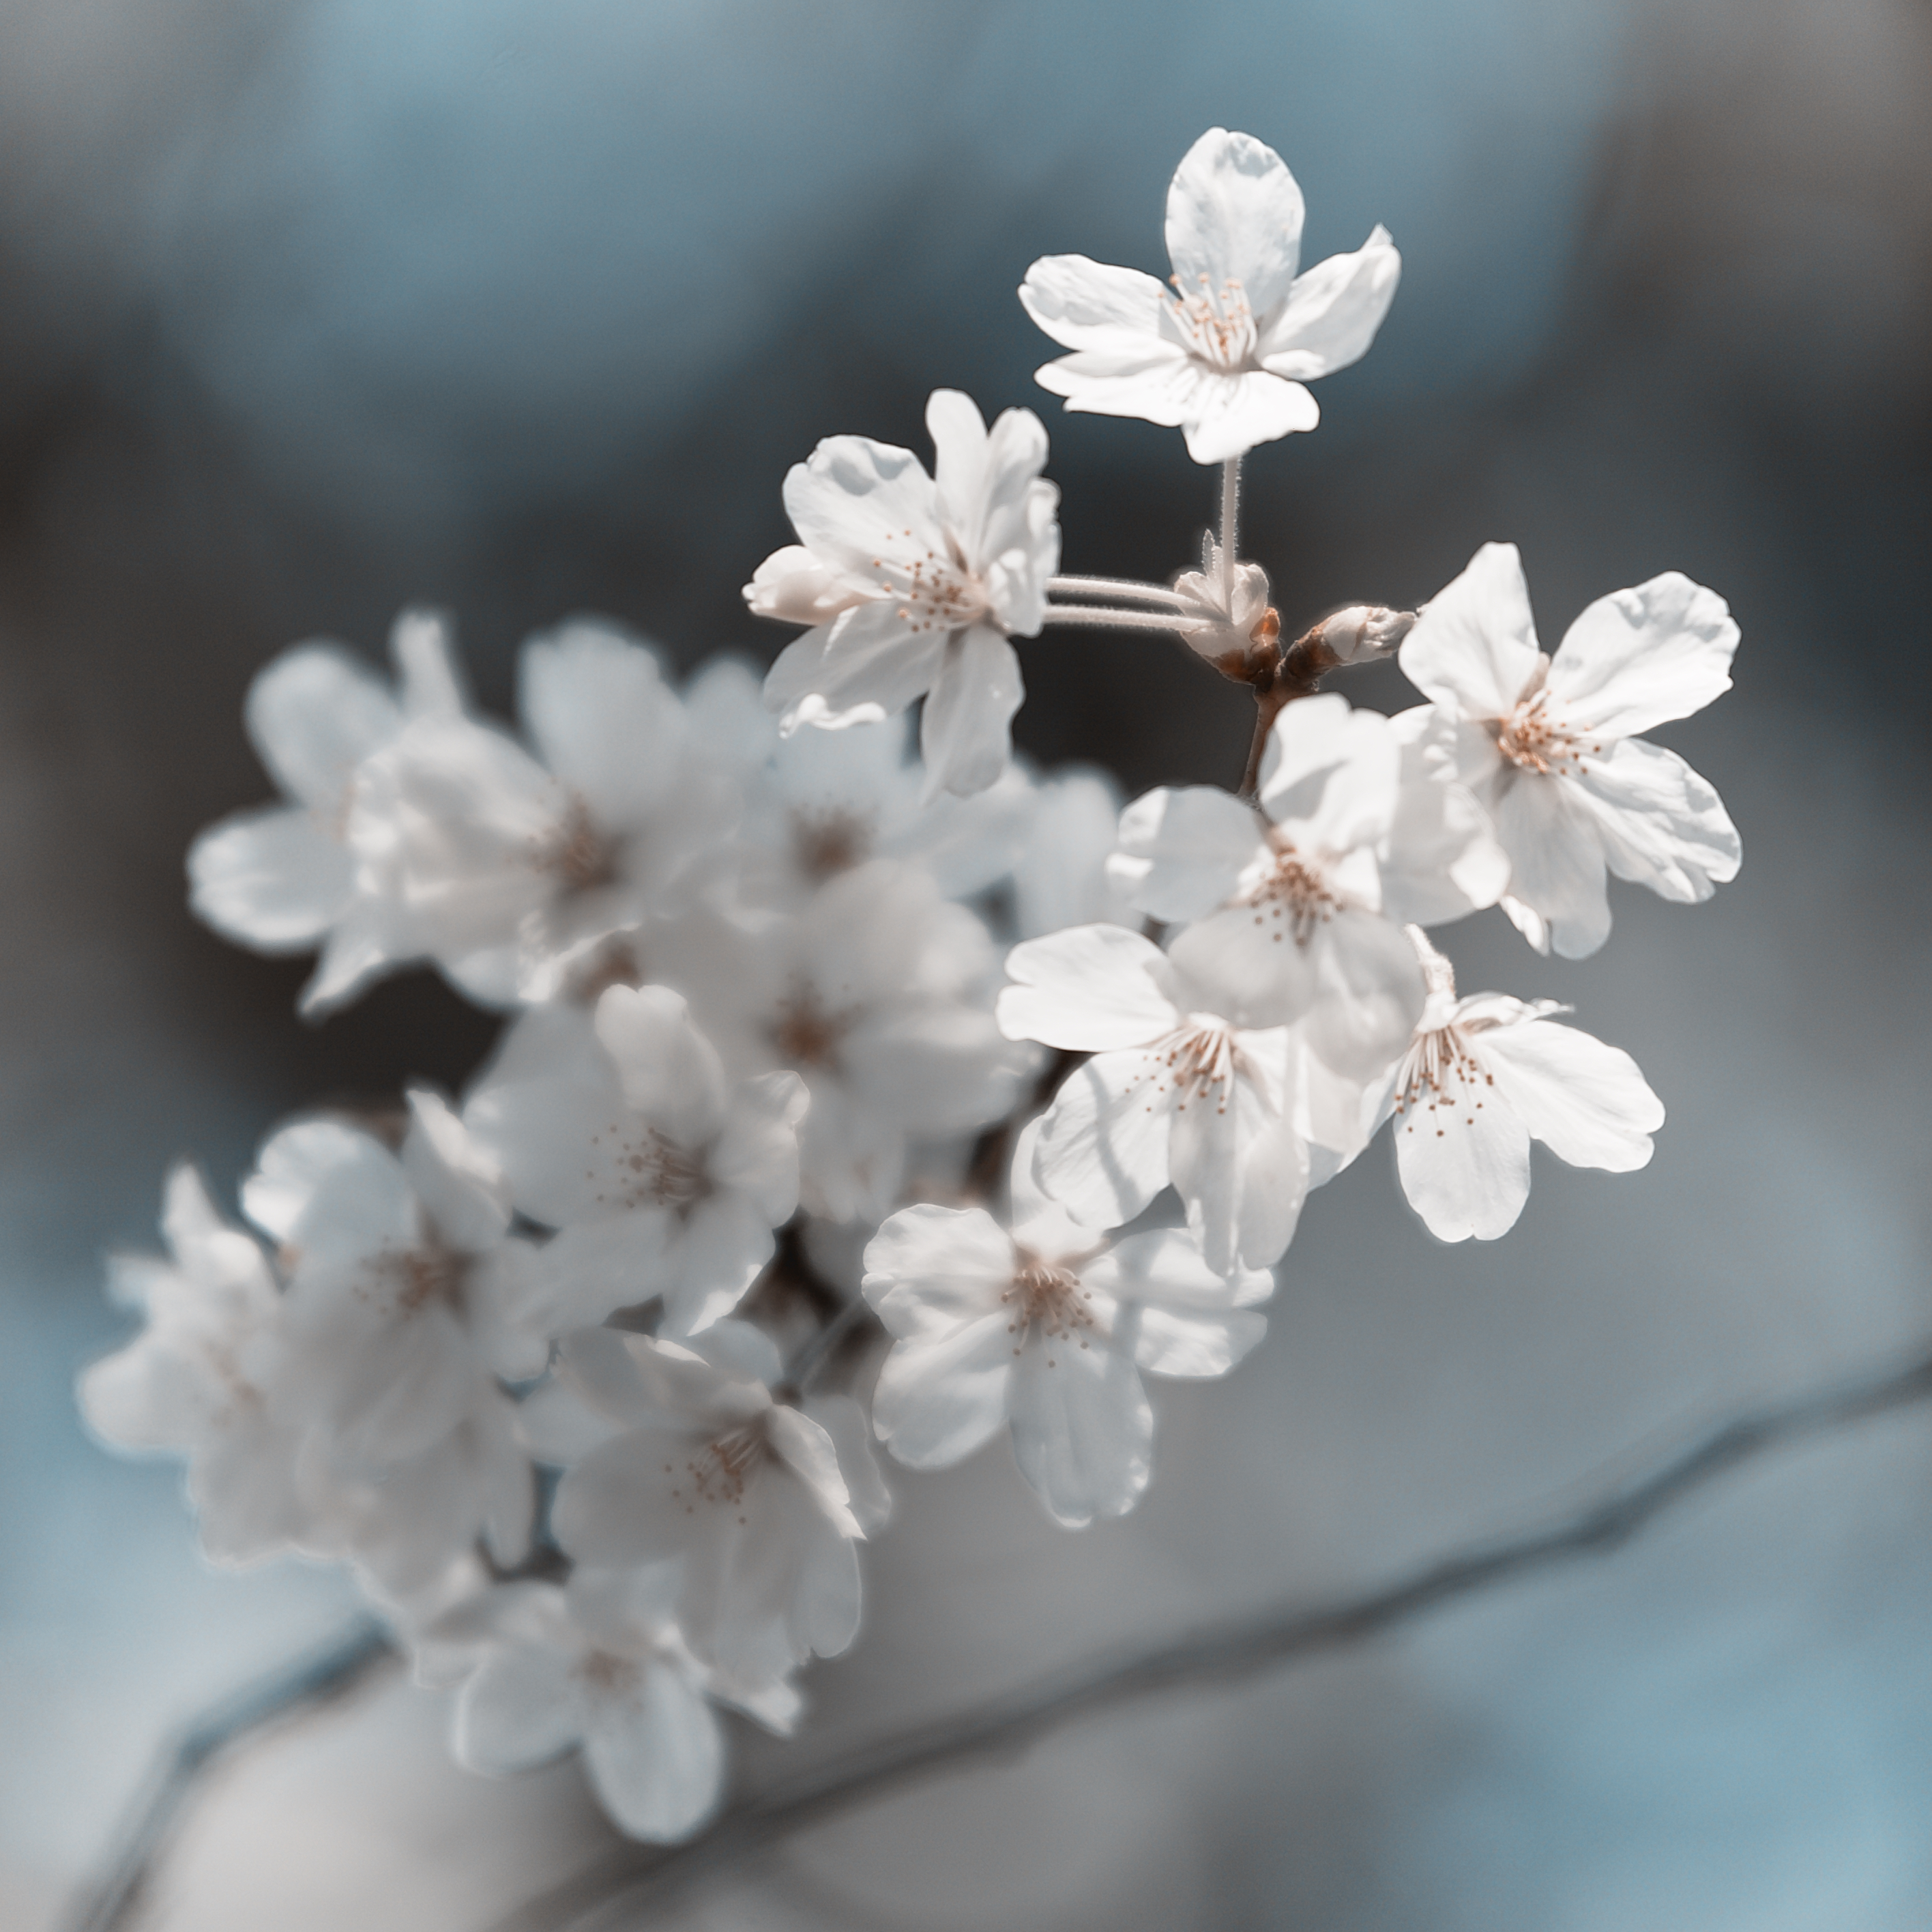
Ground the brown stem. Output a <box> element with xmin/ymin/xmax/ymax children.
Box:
<box><xmin>1231</xmin><ymin>617</ymin><xmax>1340</xmax><ymax>801</ymax></box>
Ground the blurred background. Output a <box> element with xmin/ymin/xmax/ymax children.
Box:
<box><xmin>4</xmin><ymin>0</ymin><xmax>1932</xmax><ymax>1925</ymax></box>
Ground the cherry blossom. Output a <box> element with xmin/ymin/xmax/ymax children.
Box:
<box><xmin>1109</xmin><ymin>694</ymin><xmax>1506</xmax><ymax>1079</ymax></box>
<box><xmin>1367</xmin><ymin>929</ymin><xmax>1666</xmax><ymax>1241</ymax></box>
<box><xmin>463</xmin><ymin>984</ymin><xmax>808</xmax><ymax>1338</ymax></box>
<box><xmin>430</xmin><ymin>1567</ymin><xmax>798</xmax><ymax>1843</ymax></box>
<box><xmin>188</xmin><ymin>609</ymin><xmax>465</xmax><ymax>1016</ymax></box>
<box><xmin>661</xmin><ymin>860</ymin><xmax>1036</xmax><ymax>1223</ymax></box>
<box><xmin>346</xmin><ymin>619</ymin><xmax>735</xmax><ymax>1006</ymax></box>
<box><xmin>1399</xmin><ymin>542</ymin><xmax>1742</xmax><ymax>957</ymax></box>
<box><xmin>863</xmin><ymin>1126</ymin><xmax>1270</xmax><ymax>1526</ymax></box>
<box><xmin>1012</xmin><ymin>767</ymin><xmax>1140</xmax><ymax>939</ymax></box>
<box><xmin>77</xmin><ymin>1166</ymin><xmax>334</xmax><ymax>1566</ymax></box>
<box><xmin>750</xmin><ymin>389</ymin><xmax>1061</xmax><ymax>799</ymax></box>
<box><xmin>1020</xmin><ymin>128</ymin><xmax>1401</xmax><ymax>463</ymax></box>
<box><xmin>540</xmin><ymin>1323</ymin><xmax>885</xmax><ymax>1690</ymax></box>
<box><xmin>998</xmin><ymin>923</ymin><xmax>1341</xmax><ymax>1272</ymax></box>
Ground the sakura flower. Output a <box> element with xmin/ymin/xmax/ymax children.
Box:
<box><xmin>1368</xmin><ymin>928</ymin><xmax>1665</xmax><ymax>1242</ymax></box>
<box><xmin>863</xmin><ymin>1125</ymin><xmax>1270</xmax><ymax>1527</ymax></box>
<box><xmin>1020</xmin><ymin>128</ymin><xmax>1401</xmax><ymax>464</ymax></box>
<box><xmin>242</xmin><ymin>1092</ymin><xmax>549</xmax><ymax>1469</ymax></box>
<box><xmin>463</xmin><ymin>984</ymin><xmax>808</xmax><ymax>1338</ymax></box>
<box><xmin>1110</xmin><ymin>693</ymin><xmax>1509</xmax><ymax>1078</ymax></box>
<box><xmin>78</xmin><ymin>1166</ymin><xmax>334</xmax><ymax>1566</ymax></box>
<box><xmin>997</xmin><ymin>923</ymin><xmax>1331</xmax><ymax>1273</ymax></box>
<box><xmin>1399</xmin><ymin>542</ymin><xmax>1742</xmax><ymax>957</ymax></box>
<box><xmin>541</xmin><ymin>1322</ymin><xmax>883</xmax><ymax>1690</ymax></box>
<box><xmin>750</xmin><ymin>389</ymin><xmax>1061</xmax><ymax>800</ymax></box>
<box><xmin>347</xmin><ymin>620</ymin><xmax>735</xmax><ymax>1006</ymax></box>
<box><xmin>188</xmin><ymin>609</ymin><xmax>465</xmax><ymax>1016</ymax></box>
<box><xmin>662</xmin><ymin>860</ymin><xmax>1036</xmax><ymax>1223</ymax></box>
<box><xmin>1012</xmin><ymin>767</ymin><xmax>1140</xmax><ymax>939</ymax></box>
<box><xmin>430</xmin><ymin>1567</ymin><xmax>798</xmax><ymax>1843</ymax></box>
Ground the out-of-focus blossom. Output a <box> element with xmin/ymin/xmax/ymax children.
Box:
<box><xmin>541</xmin><ymin>1323</ymin><xmax>882</xmax><ymax>1690</ymax></box>
<box><xmin>78</xmin><ymin>1167</ymin><xmax>332</xmax><ymax>1566</ymax></box>
<box><xmin>188</xmin><ymin>609</ymin><xmax>464</xmax><ymax>1016</ymax></box>
<box><xmin>1399</xmin><ymin>542</ymin><xmax>1741</xmax><ymax>957</ymax></box>
<box><xmin>1021</xmin><ymin>128</ymin><xmax>1400</xmax><ymax>463</ymax></box>
<box><xmin>1012</xmin><ymin>767</ymin><xmax>1140</xmax><ymax>938</ymax></box>
<box><xmin>751</xmin><ymin>390</ymin><xmax>1060</xmax><ymax>800</ymax></box>
<box><xmin>464</xmin><ymin>984</ymin><xmax>808</xmax><ymax>1338</ymax></box>
<box><xmin>1367</xmin><ymin>928</ymin><xmax>1665</xmax><ymax>1240</ymax></box>
<box><xmin>864</xmin><ymin>1126</ymin><xmax>1269</xmax><ymax>1526</ymax></box>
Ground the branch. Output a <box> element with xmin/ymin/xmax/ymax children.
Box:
<box><xmin>62</xmin><ymin>1617</ymin><xmax>395</xmax><ymax>1932</ymax></box>
<box><xmin>488</xmin><ymin>1340</ymin><xmax>1932</xmax><ymax>1932</ymax></box>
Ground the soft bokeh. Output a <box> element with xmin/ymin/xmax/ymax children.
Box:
<box><xmin>3</xmin><ymin>1</ymin><xmax>1931</xmax><ymax>1927</ymax></box>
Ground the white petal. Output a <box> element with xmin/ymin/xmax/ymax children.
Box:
<box><xmin>1034</xmin><ymin>349</ymin><xmax>1202</xmax><ymax>428</ymax></box>
<box><xmin>764</xmin><ymin>1405</ymin><xmax>862</xmax><ymax>1539</ymax></box>
<box><xmin>519</xmin><ymin>623</ymin><xmax>682</xmax><ymax>831</ymax></box>
<box><xmin>1132</xmin><ymin>1304</ymin><xmax>1268</xmax><ymax>1379</ymax></box>
<box><xmin>1491</xmin><ymin>772</ymin><xmax>1612</xmax><ymax>959</ymax></box>
<box><xmin>764</xmin><ymin>601</ymin><xmax>946</xmax><ymax>730</ymax></box>
<box><xmin>743</xmin><ymin>544</ymin><xmax>870</xmax><ymax>625</ymax></box>
<box><xmin>1548</xmin><ymin>573</ymin><xmax>1738</xmax><ymax>738</ymax></box>
<box><xmin>862</xmin><ymin>1203</ymin><xmax>1012</xmax><ymax>1337</ymax></box>
<box><xmin>1181</xmin><ymin>370</ymin><xmax>1319</xmax><ymax>465</ymax></box>
<box><xmin>998</xmin><ymin>924</ymin><xmax>1177</xmax><ymax>1051</ymax></box>
<box><xmin>1111</xmin><ymin>785</ymin><xmax>1261</xmax><ymax>922</ymax></box>
<box><xmin>1392</xmin><ymin>1065</ymin><xmax>1532</xmax><ymax>1242</ymax></box>
<box><xmin>1086</xmin><ymin>1225</ymin><xmax>1262</xmax><ymax>1310</ymax></box>
<box><xmin>657</xmin><ymin>1194</ymin><xmax>772</xmax><ymax>1338</ymax></box>
<box><xmin>870</xmin><ymin>1313</ymin><xmax>1014</xmax><ymax>1469</ymax></box>
<box><xmin>246</xmin><ymin>645</ymin><xmax>401</xmax><ymax>810</ymax></box>
<box><xmin>919</xmin><ymin>624</ymin><xmax>1023</xmax><ymax>801</ymax></box>
<box><xmin>594</xmin><ymin>983</ymin><xmax>729</xmax><ymax>1147</ymax></box>
<box><xmin>1379</xmin><ymin>714</ymin><xmax>1512</xmax><ymax>925</ymax></box>
<box><xmin>390</xmin><ymin>608</ymin><xmax>468</xmax><ymax>719</ymax></box>
<box><xmin>1258</xmin><ymin>693</ymin><xmax>1400</xmax><ymax>854</ymax></box>
<box><xmin>583</xmin><ymin>1662</ymin><xmax>724</xmax><ymax>1843</ymax></box>
<box><xmin>243</xmin><ymin>1118</ymin><xmax>415</xmax><ymax>1255</ymax></box>
<box><xmin>926</xmin><ymin>388</ymin><xmax>991</xmax><ymax>555</ymax></box>
<box><xmin>1034</xmin><ymin>1051</ymin><xmax>1174</xmax><ymax>1231</ymax></box>
<box><xmin>1164</xmin><ymin>128</ymin><xmax>1305</xmax><ymax>317</ymax></box>
<box><xmin>1567</xmin><ymin>737</ymin><xmax>1741</xmax><ymax>905</ymax></box>
<box><xmin>1259</xmin><ymin>226</ymin><xmax>1401</xmax><ymax>379</ymax></box>
<box><xmin>1478</xmin><ymin>1017</ymin><xmax>1663</xmax><ymax>1172</ymax></box>
<box><xmin>709</xmin><ymin>1072</ymin><xmax>809</xmax><ymax>1229</ymax></box>
<box><xmin>802</xmin><ymin>1395</ymin><xmax>892</xmax><ymax>1533</ymax></box>
<box><xmin>188</xmin><ymin>806</ymin><xmax>353</xmax><ymax>950</ymax></box>
<box><xmin>1400</xmin><ymin>542</ymin><xmax>1543</xmax><ymax>722</ymax></box>
<box><xmin>1018</xmin><ymin>254</ymin><xmax>1169</xmax><ymax>355</ymax></box>
<box><xmin>1008</xmin><ymin>1332</ymin><xmax>1152</xmax><ymax>1528</ymax></box>
<box><xmin>402</xmin><ymin>1088</ymin><xmax>510</xmax><ymax>1254</ymax></box>
<box><xmin>454</xmin><ymin>1640</ymin><xmax>581</xmax><ymax>1773</ymax></box>
<box><xmin>780</xmin><ymin>433</ymin><xmax>941</xmax><ymax>582</ymax></box>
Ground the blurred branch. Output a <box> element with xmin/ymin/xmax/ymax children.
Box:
<box><xmin>62</xmin><ymin>1618</ymin><xmax>395</xmax><ymax>1932</ymax></box>
<box><xmin>492</xmin><ymin>1340</ymin><xmax>1932</xmax><ymax>1932</ymax></box>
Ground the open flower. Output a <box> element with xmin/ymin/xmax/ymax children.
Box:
<box><xmin>188</xmin><ymin>609</ymin><xmax>464</xmax><ymax>1016</ymax></box>
<box><xmin>750</xmin><ymin>390</ymin><xmax>1060</xmax><ymax>800</ymax></box>
<box><xmin>1020</xmin><ymin>128</ymin><xmax>1400</xmax><ymax>464</ymax></box>
<box><xmin>863</xmin><ymin>1125</ymin><xmax>1270</xmax><ymax>1527</ymax></box>
<box><xmin>463</xmin><ymin>984</ymin><xmax>808</xmax><ymax>1338</ymax></box>
<box><xmin>998</xmin><ymin>924</ymin><xmax>1335</xmax><ymax>1273</ymax></box>
<box><xmin>540</xmin><ymin>1323</ymin><xmax>883</xmax><ymax>1690</ymax></box>
<box><xmin>1366</xmin><ymin>929</ymin><xmax>1665</xmax><ymax>1241</ymax></box>
<box><xmin>78</xmin><ymin>1166</ymin><xmax>334</xmax><ymax>1566</ymax></box>
<box><xmin>1109</xmin><ymin>694</ymin><xmax>1508</xmax><ymax>1079</ymax></box>
<box><xmin>1399</xmin><ymin>542</ymin><xmax>1741</xmax><ymax>958</ymax></box>
<box><xmin>430</xmin><ymin>1567</ymin><xmax>800</xmax><ymax>1843</ymax></box>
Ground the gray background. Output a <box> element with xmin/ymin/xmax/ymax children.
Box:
<box><xmin>3</xmin><ymin>0</ymin><xmax>1931</xmax><ymax>1925</ymax></box>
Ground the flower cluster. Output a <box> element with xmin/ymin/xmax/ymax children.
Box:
<box><xmin>82</xmin><ymin>128</ymin><xmax>1738</xmax><ymax>1845</ymax></box>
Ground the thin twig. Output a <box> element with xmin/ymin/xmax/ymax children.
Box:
<box><xmin>1036</xmin><ymin>603</ymin><xmax>1207</xmax><ymax>636</ymax></box>
<box><xmin>488</xmin><ymin>1341</ymin><xmax>1932</xmax><ymax>1932</ymax></box>
<box><xmin>63</xmin><ymin>1618</ymin><xmax>395</xmax><ymax>1932</ymax></box>
<box><xmin>1044</xmin><ymin>574</ymin><xmax>1190</xmax><ymax>609</ymax></box>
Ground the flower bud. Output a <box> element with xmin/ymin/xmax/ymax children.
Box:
<box><xmin>1314</xmin><ymin>604</ymin><xmax>1416</xmax><ymax>664</ymax></box>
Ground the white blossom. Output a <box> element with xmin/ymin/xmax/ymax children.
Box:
<box><xmin>346</xmin><ymin>620</ymin><xmax>735</xmax><ymax>1006</ymax></box>
<box><xmin>998</xmin><ymin>923</ymin><xmax>1344</xmax><ymax>1272</ymax></box>
<box><xmin>77</xmin><ymin>1167</ymin><xmax>334</xmax><ymax>1566</ymax></box>
<box><xmin>540</xmin><ymin>1323</ymin><xmax>884</xmax><ymax>1690</ymax></box>
<box><xmin>751</xmin><ymin>390</ymin><xmax>1061</xmax><ymax>800</ymax></box>
<box><xmin>863</xmin><ymin>1125</ymin><xmax>1269</xmax><ymax>1527</ymax></box>
<box><xmin>661</xmin><ymin>860</ymin><xmax>1036</xmax><ymax>1223</ymax></box>
<box><xmin>1109</xmin><ymin>694</ymin><xmax>1508</xmax><ymax>1079</ymax></box>
<box><xmin>188</xmin><ymin>609</ymin><xmax>465</xmax><ymax>1016</ymax></box>
<box><xmin>430</xmin><ymin>1567</ymin><xmax>797</xmax><ymax>1843</ymax></box>
<box><xmin>1399</xmin><ymin>542</ymin><xmax>1741</xmax><ymax>958</ymax></box>
<box><xmin>1020</xmin><ymin>128</ymin><xmax>1400</xmax><ymax>464</ymax></box>
<box><xmin>1012</xmin><ymin>767</ymin><xmax>1140</xmax><ymax>939</ymax></box>
<box><xmin>463</xmin><ymin>984</ymin><xmax>808</xmax><ymax>1339</ymax></box>
<box><xmin>1368</xmin><ymin>929</ymin><xmax>1666</xmax><ymax>1241</ymax></box>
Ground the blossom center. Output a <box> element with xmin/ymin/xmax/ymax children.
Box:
<box><xmin>789</xmin><ymin>807</ymin><xmax>875</xmax><ymax>881</ymax></box>
<box><xmin>1128</xmin><ymin>1020</ymin><xmax>1240</xmax><ymax>1117</ymax></box>
<box><xmin>872</xmin><ymin>528</ymin><xmax>989</xmax><ymax>635</ymax></box>
<box><xmin>382</xmin><ymin>1240</ymin><xmax>467</xmax><ymax>1316</ymax></box>
<box><xmin>772</xmin><ymin>984</ymin><xmax>854</xmax><ymax>1070</ymax></box>
<box><xmin>540</xmin><ymin>793</ymin><xmax>621</xmax><ymax>894</ymax></box>
<box><xmin>1244</xmin><ymin>838</ymin><xmax>1338</xmax><ymax>944</ymax></box>
<box><xmin>1393</xmin><ymin>1026</ymin><xmax>1494</xmax><ymax>1136</ymax></box>
<box><xmin>665</xmin><ymin>1422</ymin><xmax>766</xmax><ymax>1520</ymax></box>
<box><xmin>1491</xmin><ymin>694</ymin><xmax>1602</xmax><ymax>779</ymax></box>
<box><xmin>596</xmin><ymin>1125</ymin><xmax>708</xmax><ymax>1212</ymax></box>
<box><xmin>1002</xmin><ymin>1250</ymin><xmax>1101</xmax><ymax>1363</ymax></box>
<box><xmin>1166</xmin><ymin>272</ymin><xmax>1259</xmax><ymax>373</ymax></box>
<box><xmin>577</xmin><ymin>1649</ymin><xmax>641</xmax><ymax>1695</ymax></box>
